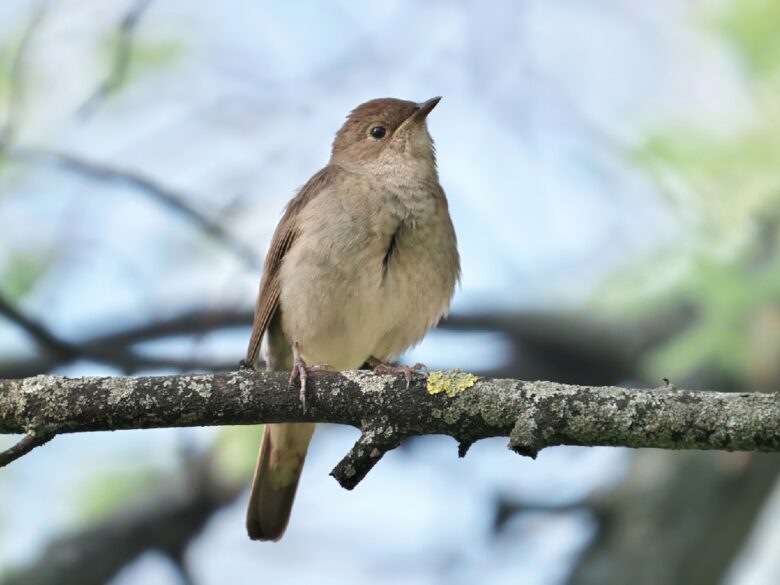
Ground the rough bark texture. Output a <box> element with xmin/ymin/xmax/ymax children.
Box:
<box><xmin>0</xmin><ymin>371</ymin><xmax>778</xmax><ymax>488</ymax></box>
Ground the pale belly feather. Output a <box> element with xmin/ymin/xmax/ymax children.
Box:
<box><xmin>276</xmin><ymin>183</ymin><xmax>458</xmax><ymax>371</ymax></box>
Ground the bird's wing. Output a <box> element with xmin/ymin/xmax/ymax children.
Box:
<box><xmin>244</xmin><ymin>166</ymin><xmax>333</xmax><ymax>366</ymax></box>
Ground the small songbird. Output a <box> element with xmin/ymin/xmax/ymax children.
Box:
<box><xmin>244</xmin><ymin>96</ymin><xmax>460</xmax><ymax>541</ymax></box>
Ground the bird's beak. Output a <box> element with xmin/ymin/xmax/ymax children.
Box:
<box><xmin>413</xmin><ymin>96</ymin><xmax>441</xmax><ymax>121</ymax></box>
<box><xmin>396</xmin><ymin>96</ymin><xmax>442</xmax><ymax>136</ymax></box>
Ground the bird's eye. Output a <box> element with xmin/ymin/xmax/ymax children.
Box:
<box><xmin>370</xmin><ymin>126</ymin><xmax>386</xmax><ymax>139</ymax></box>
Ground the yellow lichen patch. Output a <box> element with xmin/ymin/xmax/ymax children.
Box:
<box><xmin>427</xmin><ymin>369</ymin><xmax>479</xmax><ymax>397</ymax></box>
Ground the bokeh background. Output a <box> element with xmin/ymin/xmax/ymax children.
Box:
<box><xmin>1</xmin><ymin>1</ymin><xmax>779</xmax><ymax>584</ymax></box>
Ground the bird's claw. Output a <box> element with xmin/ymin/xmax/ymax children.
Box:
<box><xmin>289</xmin><ymin>342</ymin><xmax>333</xmax><ymax>413</ymax></box>
<box><xmin>371</xmin><ymin>360</ymin><xmax>427</xmax><ymax>389</ymax></box>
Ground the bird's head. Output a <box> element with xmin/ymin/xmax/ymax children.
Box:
<box><xmin>330</xmin><ymin>97</ymin><xmax>441</xmax><ymax>178</ymax></box>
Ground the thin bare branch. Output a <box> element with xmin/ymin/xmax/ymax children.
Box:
<box><xmin>0</xmin><ymin>293</ymin><xmax>80</xmax><ymax>360</ymax></box>
<box><xmin>4</xmin><ymin>144</ymin><xmax>261</xmax><ymax>269</ymax></box>
<box><xmin>78</xmin><ymin>0</ymin><xmax>154</xmax><ymax>118</ymax></box>
<box><xmin>92</xmin><ymin>307</ymin><xmax>253</xmax><ymax>346</ymax></box>
<box><xmin>0</xmin><ymin>0</ymin><xmax>48</xmax><ymax>149</ymax></box>
<box><xmin>0</xmin><ymin>450</ymin><xmax>241</xmax><ymax>585</ymax></box>
<box><xmin>0</xmin><ymin>294</ymin><xmax>241</xmax><ymax>377</ymax></box>
<box><xmin>0</xmin><ymin>430</ymin><xmax>52</xmax><ymax>467</ymax></box>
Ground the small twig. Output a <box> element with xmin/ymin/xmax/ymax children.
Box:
<box><xmin>93</xmin><ymin>308</ymin><xmax>252</xmax><ymax>347</ymax></box>
<box><xmin>0</xmin><ymin>293</ymin><xmax>80</xmax><ymax>360</ymax></box>
<box><xmin>0</xmin><ymin>306</ymin><xmax>251</xmax><ymax>377</ymax></box>
<box><xmin>0</xmin><ymin>293</ymin><xmax>239</xmax><ymax>376</ymax></box>
<box><xmin>4</xmin><ymin>145</ymin><xmax>261</xmax><ymax>269</ymax></box>
<box><xmin>0</xmin><ymin>450</ymin><xmax>241</xmax><ymax>585</ymax></box>
<box><xmin>165</xmin><ymin>550</ymin><xmax>197</xmax><ymax>585</ymax></box>
<box><xmin>0</xmin><ymin>0</ymin><xmax>48</xmax><ymax>150</ymax></box>
<box><xmin>330</xmin><ymin>421</ymin><xmax>408</xmax><ymax>489</ymax></box>
<box><xmin>0</xmin><ymin>430</ymin><xmax>53</xmax><ymax>467</ymax></box>
<box><xmin>78</xmin><ymin>0</ymin><xmax>154</xmax><ymax>118</ymax></box>
<box><xmin>492</xmin><ymin>495</ymin><xmax>597</xmax><ymax>535</ymax></box>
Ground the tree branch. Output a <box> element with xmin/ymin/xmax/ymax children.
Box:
<box><xmin>0</xmin><ymin>430</ymin><xmax>53</xmax><ymax>466</ymax></box>
<box><xmin>0</xmin><ymin>293</ymin><xmax>81</xmax><ymax>360</ymax></box>
<box><xmin>0</xmin><ymin>0</ymin><xmax>48</xmax><ymax>149</ymax></box>
<box><xmin>0</xmin><ymin>450</ymin><xmax>241</xmax><ymax>585</ymax></box>
<box><xmin>78</xmin><ymin>0</ymin><xmax>154</xmax><ymax>118</ymax></box>
<box><xmin>0</xmin><ymin>294</ymin><xmax>239</xmax><ymax>377</ymax></box>
<box><xmin>1</xmin><ymin>371</ymin><xmax>778</xmax><ymax>488</ymax></box>
<box><xmin>3</xmin><ymin>145</ymin><xmax>261</xmax><ymax>270</ymax></box>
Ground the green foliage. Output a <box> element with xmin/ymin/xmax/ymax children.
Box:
<box><xmin>212</xmin><ymin>426</ymin><xmax>264</xmax><ymax>485</ymax></box>
<box><xmin>77</xmin><ymin>467</ymin><xmax>163</xmax><ymax>523</ymax></box>
<box><xmin>0</xmin><ymin>44</ymin><xmax>11</xmax><ymax>101</ymax></box>
<box><xmin>635</xmin><ymin>60</ymin><xmax>780</xmax><ymax>254</ymax></box>
<box><xmin>0</xmin><ymin>253</ymin><xmax>46</xmax><ymax>301</ymax></box>
<box><xmin>602</xmin><ymin>0</ymin><xmax>780</xmax><ymax>385</ymax></box>
<box><xmin>714</xmin><ymin>0</ymin><xmax>780</xmax><ymax>80</ymax></box>
<box><xmin>643</xmin><ymin>249</ymin><xmax>780</xmax><ymax>382</ymax></box>
<box><xmin>98</xmin><ymin>32</ymin><xmax>184</xmax><ymax>95</ymax></box>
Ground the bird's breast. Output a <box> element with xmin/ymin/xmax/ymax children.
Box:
<box><xmin>277</xmin><ymin>180</ymin><xmax>458</xmax><ymax>370</ymax></box>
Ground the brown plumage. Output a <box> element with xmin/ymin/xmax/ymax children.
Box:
<box><xmin>245</xmin><ymin>167</ymin><xmax>333</xmax><ymax>368</ymax></box>
<box><xmin>245</xmin><ymin>97</ymin><xmax>460</xmax><ymax>541</ymax></box>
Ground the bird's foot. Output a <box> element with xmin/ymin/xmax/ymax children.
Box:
<box><xmin>367</xmin><ymin>356</ymin><xmax>427</xmax><ymax>389</ymax></box>
<box><xmin>289</xmin><ymin>342</ymin><xmax>333</xmax><ymax>413</ymax></box>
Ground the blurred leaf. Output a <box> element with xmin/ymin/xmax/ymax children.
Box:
<box><xmin>0</xmin><ymin>44</ymin><xmax>11</xmax><ymax>101</ymax></box>
<box><xmin>636</xmin><ymin>122</ymin><xmax>780</xmax><ymax>253</ymax></box>
<box><xmin>0</xmin><ymin>253</ymin><xmax>46</xmax><ymax>301</ymax></box>
<box><xmin>77</xmin><ymin>467</ymin><xmax>163</xmax><ymax>523</ymax></box>
<box><xmin>98</xmin><ymin>32</ymin><xmax>184</xmax><ymax>95</ymax></box>
<box><xmin>714</xmin><ymin>0</ymin><xmax>780</xmax><ymax>80</ymax></box>
<box><xmin>599</xmin><ymin>0</ymin><xmax>780</xmax><ymax>386</ymax></box>
<box><xmin>212</xmin><ymin>425</ymin><xmax>263</xmax><ymax>486</ymax></box>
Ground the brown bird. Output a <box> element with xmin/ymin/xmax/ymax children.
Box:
<box><xmin>244</xmin><ymin>96</ymin><xmax>460</xmax><ymax>541</ymax></box>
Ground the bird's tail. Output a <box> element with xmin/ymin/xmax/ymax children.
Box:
<box><xmin>246</xmin><ymin>422</ymin><xmax>315</xmax><ymax>541</ymax></box>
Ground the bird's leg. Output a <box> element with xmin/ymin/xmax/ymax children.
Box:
<box><xmin>366</xmin><ymin>356</ymin><xmax>427</xmax><ymax>389</ymax></box>
<box><xmin>289</xmin><ymin>341</ymin><xmax>333</xmax><ymax>413</ymax></box>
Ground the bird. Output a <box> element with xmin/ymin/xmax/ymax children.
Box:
<box><xmin>243</xmin><ymin>96</ymin><xmax>460</xmax><ymax>541</ymax></box>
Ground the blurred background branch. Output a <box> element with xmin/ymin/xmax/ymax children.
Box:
<box><xmin>1</xmin><ymin>145</ymin><xmax>262</xmax><ymax>270</ymax></box>
<box><xmin>78</xmin><ymin>0</ymin><xmax>154</xmax><ymax>119</ymax></box>
<box><xmin>0</xmin><ymin>450</ymin><xmax>243</xmax><ymax>585</ymax></box>
<box><xmin>0</xmin><ymin>0</ymin><xmax>47</xmax><ymax>149</ymax></box>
